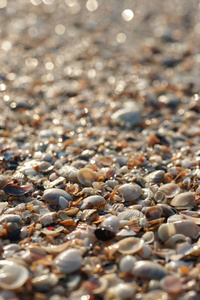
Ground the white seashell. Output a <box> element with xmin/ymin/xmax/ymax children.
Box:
<box><xmin>54</xmin><ymin>249</ymin><xmax>82</xmax><ymax>274</ymax></box>
<box><xmin>0</xmin><ymin>214</ymin><xmax>21</xmax><ymax>224</ymax></box>
<box><xmin>101</xmin><ymin>215</ymin><xmax>120</xmax><ymax>230</ymax></box>
<box><xmin>118</xmin><ymin>255</ymin><xmax>137</xmax><ymax>273</ymax></box>
<box><xmin>0</xmin><ymin>202</ymin><xmax>8</xmax><ymax>214</ymax></box>
<box><xmin>0</xmin><ymin>260</ymin><xmax>29</xmax><ymax>290</ymax></box>
<box><xmin>118</xmin><ymin>183</ymin><xmax>142</xmax><ymax>202</ymax></box>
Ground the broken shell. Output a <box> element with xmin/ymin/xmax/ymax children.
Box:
<box><xmin>180</xmin><ymin>210</ymin><xmax>200</xmax><ymax>224</ymax></box>
<box><xmin>118</xmin><ymin>183</ymin><xmax>142</xmax><ymax>202</ymax></box>
<box><xmin>142</xmin><ymin>231</ymin><xmax>155</xmax><ymax>244</ymax></box>
<box><xmin>117</xmin><ymin>237</ymin><xmax>144</xmax><ymax>255</ymax></box>
<box><xmin>165</xmin><ymin>234</ymin><xmax>187</xmax><ymax>248</ymax></box>
<box><xmin>77</xmin><ymin>168</ymin><xmax>95</xmax><ymax>186</ymax></box>
<box><xmin>0</xmin><ymin>260</ymin><xmax>29</xmax><ymax>290</ymax></box>
<box><xmin>3</xmin><ymin>183</ymin><xmax>34</xmax><ymax>196</ymax></box>
<box><xmin>54</xmin><ymin>249</ymin><xmax>82</xmax><ymax>274</ymax></box>
<box><xmin>80</xmin><ymin>195</ymin><xmax>106</xmax><ymax>210</ymax></box>
<box><xmin>170</xmin><ymin>192</ymin><xmax>196</xmax><ymax>208</ymax></box>
<box><xmin>132</xmin><ymin>261</ymin><xmax>167</xmax><ymax>279</ymax></box>
<box><xmin>158</xmin><ymin>220</ymin><xmax>200</xmax><ymax>242</ymax></box>
<box><xmin>42</xmin><ymin>188</ymin><xmax>72</xmax><ymax>207</ymax></box>
<box><xmin>118</xmin><ymin>255</ymin><xmax>137</xmax><ymax>273</ymax></box>
<box><xmin>160</xmin><ymin>275</ymin><xmax>183</xmax><ymax>294</ymax></box>
<box><xmin>159</xmin><ymin>183</ymin><xmax>181</xmax><ymax>198</ymax></box>
<box><xmin>145</xmin><ymin>206</ymin><xmax>163</xmax><ymax>221</ymax></box>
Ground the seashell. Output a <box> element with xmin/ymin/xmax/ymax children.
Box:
<box><xmin>77</xmin><ymin>209</ymin><xmax>97</xmax><ymax>222</ymax></box>
<box><xmin>41</xmin><ymin>226</ymin><xmax>65</xmax><ymax>237</ymax></box>
<box><xmin>0</xmin><ymin>175</ymin><xmax>7</xmax><ymax>189</ymax></box>
<box><xmin>158</xmin><ymin>220</ymin><xmax>200</xmax><ymax>242</ymax></box>
<box><xmin>131</xmin><ymin>261</ymin><xmax>167</xmax><ymax>279</ymax></box>
<box><xmin>57</xmin><ymin>165</ymin><xmax>78</xmax><ymax>183</ymax></box>
<box><xmin>160</xmin><ymin>275</ymin><xmax>183</xmax><ymax>294</ymax></box>
<box><xmin>145</xmin><ymin>206</ymin><xmax>163</xmax><ymax>221</ymax></box>
<box><xmin>41</xmin><ymin>241</ymin><xmax>71</xmax><ymax>254</ymax></box>
<box><xmin>165</xmin><ymin>234</ymin><xmax>187</xmax><ymax>248</ymax></box>
<box><xmin>80</xmin><ymin>195</ymin><xmax>106</xmax><ymax>210</ymax></box>
<box><xmin>167</xmin><ymin>214</ymin><xmax>184</xmax><ymax>223</ymax></box>
<box><xmin>111</xmin><ymin>107</ymin><xmax>143</xmax><ymax>127</ymax></box>
<box><xmin>145</xmin><ymin>170</ymin><xmax>165</xmax><ymax>183</ymax></box>
<box><xmin>39</xmin><ymin>212</ymin><xmax>57</xmax><ymax>226</ymax></box>
<box><xmin>118</xmin><ymin>209</ymin><xmax>144</xmax><ymax>221</ymax></box>
<box><xmin>118</xmin><ymin>255</ymin><xmax>137</xmax><ymax>273</ymax></box>
<box><xmin>116</xmin><ymin>229</ymin><xmax>137</xmax><ymax>238</ymax></box>
<box><xmin>159</xmin><ymin>183</ymin><xmax>180</xmax><ymax>198</ymax></box>
<box><xmin>142</xmin><ymin>231</ymin><xmax>154</xmax><ymax>244</ymax></box>
<box><xmin>154</xmin><ymin>191</ymin><xmax>166</xmax><ymax>203</ymax></box>
<box><xmin>38</xmin><ymin>161</ymin><xmax>53</xmax><ymax>173</ymax></box>
<box><xmin>141</xmin><ymin>290</ymin><xmax>168</xmax><ymax>300</ymax></box>
<box><xmin>77</xmin><ymin>168</ymin><xmax>95</xmax><ymax>186</ymax></box>
<box><xmin>94</xmin><ymin>228</ymin><xmax>116</xmax><ymax>241</ymax></box>
<box><xmin>54</xmin><ymin>249</ymin><xmax>82</xmax><ymax>274</ymax></box>
<box><xmin>42</xmin><ymin>188</ymin><xmax>72</xmax><ymax>207</ymax></box>
<box><xmin>157</xmin><ymin>204</ymin><xmax>175</xmax><ymax>217</ymax></box>
<box><xmin>66</xmin><ymin>274</ymin><xmax>81</xmax><ymax>291</ymax></box>
<box><xmin>138</xmin><ymin>244</ymin><xmax>152</xmax><ymax>259</ymax></box>
<box><xmin>105</xmin><ymin>283</ymin><xmax>135</xmax><ymax>300</ymax></box>
<box><xmin>3</xmin><ymin>183</ymin><xmax>34</xmax><ymax>196</ymax></box>
<box><xmin>118</xmin><ymin>183</ymin><xmax>142</xmax><ymax>202</ymax></box>
<box><xmin>0</xmin><ymin>202</ymin><xmax>8</xmax><ymax>214</ymax></box>
<box><xmin>117</xmin><ymin>237</ymin><xmax>144</xmax><ymax>255</ymax></box>
<box><xmin>180</xmin><ymin>210</ymin><xmax>200</xmax><ymax>224</ymax></box>
<box><xmin>32</xmin><ymin>274</ymin><xmax>58</xmax><ymax>291</ymax></box>
<box><xmin>0</xmin><ymin>214</ymin><xmax>21</xmax><ymax>224</ymax></box>
<box><xmin>101</xmin><ymin>215</ymin><xmax>120</xmax><ymax>231</ymax></box>
<box><xmin>170</xmin><ymin>192</ymin><xmax>196</xmax><ymax>208</ymax></box>
<box><xmin>0</xmin><ymin>260</ymin><xmax>29</xmax><ymax>290</ymax></box>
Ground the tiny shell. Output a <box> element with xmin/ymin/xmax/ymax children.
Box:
<box><xmin>0</xmin><ymin>260</ymin><xmax>29</xmax><ymax>290</ymax></box>
<box><xmin>118</xmin><ymin>183</ymin><xmax>142</xmax><ymax>202</ymax></box>
<box><xmin>80</xmin><ymin>195</ymin><xmax>106</xmax><ymax>210</ymax></box>
<box><xmin>54</xmin><ymin>249</ymin><xmax>82</xmax><ymax>274</ymax></box>
<box><xmin>132</xmin><ymin>261</ymin><xmax>167</xmax><ymax>279</ymax></box>
<box><xmin>77</xmin><ymin>168</ymin><xmax>95</xmax><ymax>186</ymax></box>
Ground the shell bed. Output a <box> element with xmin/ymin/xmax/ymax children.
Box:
<box><xmin>0</xmin><ymin>0</ymin><xmax>200</xmax><ymax>300</ymax></box>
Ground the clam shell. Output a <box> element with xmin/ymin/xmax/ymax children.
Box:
<box><xmin>3</xmin><ymin>183</ymin><xmax>33</xmax><ymax>196</ymax></box>
<box><xmin>132</xmin><ymin>261</ymin><xmax>167</xmax><ymax>279</ymax></box>
<box><xmin>170</xmin><ymin>192</ymin><xmax>195</xmax><ymax>207</ymax></box>
<box><xmin>0</xmin><ymin>260</ymin><xmax>29</xmax><ymax>290</ymax></box>
<box><xmin>54</xmin><ymin>249</ymin><xmax>82</xmax><ymax>274</ymax></box>
<box><xmin>101</xmin><ymin>215</ymin><xmax>120</xmax><ymax>230</ymax></box>
<box><xmin>117</xmin><ymin>237</ymin><xmax>144</xmax><ymax>255</ymax></box>
<box><xmin>145</xmin><ymin>170</ymin><xmax>165</xmax><ymax>183</ymax></box>
<box><xmin>118</xmin><ymin>183</ymin><xmax>142</xmax><ymax>202</ymax></box>
<box><xmin>159</xmin><ymin>183</ymin><xmax>180</xmax><ymax>198</ymax></box>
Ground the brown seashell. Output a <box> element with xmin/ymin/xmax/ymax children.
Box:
<box><xmin>77</xmin><ymin>168</ymin><xmax>95</xmax><ymax>186</ymax></box>
<box><xmin>170</xmin><ymin>192</ymin><xmax>196</xmax><ymax>208</ymax></box>
<box><xmin>145</xmin><ymin>206</ymin><xmax>163</xmax><ymax>221</ymax></box>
